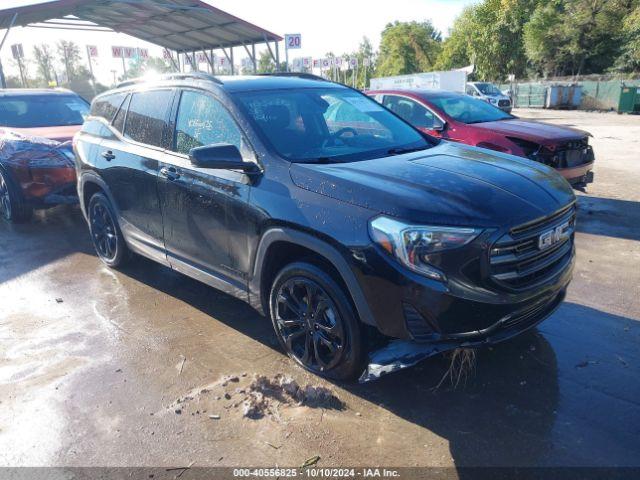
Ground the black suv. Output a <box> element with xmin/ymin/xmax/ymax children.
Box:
<box><xmin>74</xmin><ymin>73</ymin><xmax>576</xmax><ymax>381</ymax></box>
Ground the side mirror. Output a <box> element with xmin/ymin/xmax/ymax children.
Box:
<box><xmin>432</xmin><ymin>117</ymin><xmax>446</xmax><ymax>132</ymax></box>
<box><xmin>189</xmin><ymin>144</ymin><xmax>260</xmax><ymax>174</ymax></box>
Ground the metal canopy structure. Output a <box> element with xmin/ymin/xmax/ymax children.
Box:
<box><xmin>0</xmin><ymin>0</ymin><xmax>283</xmax><ymax>87</ymax></box>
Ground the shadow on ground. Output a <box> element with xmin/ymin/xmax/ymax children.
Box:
<box><xmin>576</xmin><ymin>195</ymin><xmax>640</xmax><ymax>241</ymax></box>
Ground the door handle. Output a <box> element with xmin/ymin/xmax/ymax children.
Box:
<box><xmin>159</xmin><ymin>166</ymin><xmax>180</xmax><ymax>180</ymax></box>
<box><xmin>101</xmin><ymin>150</ymin><xmax>116</xmax><ymax>161</ymax></box>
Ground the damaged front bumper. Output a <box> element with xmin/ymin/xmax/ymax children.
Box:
<box><xmin>359</xmin><ymin>287</ymin><xmax>566</xmax><ymax>382</ymax></box>
<box><xmin>1</xmin><ymin>131</ymin><xmax>78</xmax><ymax>207</ymax></box>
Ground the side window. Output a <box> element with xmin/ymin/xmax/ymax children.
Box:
<box><xmin>174</xmin><ymin>90</ymin><xmax>243</xmax><ymax>155</ymax></box>
<box><xmin>111</xmin><ymin>94</ymin><xmax>130</xmax><ymax>134</ymax></box>
<box><xmin>383</xmin><ymin>96</ymin><xmax>435</xmax><ymax>129</ymax></box>
<box><xmin>123</xmin><ymin>89</ymin><xmax>173</xmax><ymax>147</ymax></box>
<box><xmin>466</xmin><ymin>85</ymin><xmax>477</xmax><ymax>96</ymax></box>
<box><xmin>90</xmin><ymin>93</ymin><xmax>127</xmax><ymax>122</ymax></box>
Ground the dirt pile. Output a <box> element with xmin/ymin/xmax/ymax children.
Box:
<box><xmin>171</xmin><ymin>373</ymin><xmax>344</xmax><ymax>420</ymax></box>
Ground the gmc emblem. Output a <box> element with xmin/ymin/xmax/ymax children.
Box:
<box><xmin>538</xmin><ymin>221</ymin><xmax>571</xmax><ymax>250</ymax></box>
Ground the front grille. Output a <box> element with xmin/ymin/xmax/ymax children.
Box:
<box><xmin>498</xmin><ymin>99</ymin><xmax>511</xmax><ymax>107</ymax></box>
<box><xmin>534</xmin><ymin>137</ymin><xmax>591</xmax><ymax>168</ymax></box>
<box><xmin>489</xmin><ymin>203</ymin><xmax>575</xmax><ymax>291</ymax></box>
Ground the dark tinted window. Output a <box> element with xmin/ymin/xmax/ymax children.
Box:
<box><xmin>123</xmin><ymin>90</ymin><xmax>173</xmax><ymax>147</ymax></box>
<box><xmin>91</xmin><ymin>93</ymin><xmax>126</xmax><ymax>122</ymax></box>
<box><xmin>112</xmin><ymin>94</ymin><xmax>130</xmax><ymax>133</ymax></box>
<box><xmin>174</xmin><ymin>90</ymin><xmax>242</xmax><ymax>155</ymax></box>
<box><xmin>383</xmin><ymin>95</ymin><xmax>435</xmax><ymax>129</ymax></box>
<box><xmin>0</xmin><ymin>94</ymin><xmax>89</xmax><ymax>128</ymax></box>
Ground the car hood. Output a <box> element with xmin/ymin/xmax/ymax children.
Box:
<box><xmin>470</xmin><ymin>119</ymin><xmax>588</xmax><ymax>144</ymax></box>
<box><xmin>290</xmin><ymin>142</ymin><xmax>575</xmax><ymax>228</ymax></box>
<box><xmin>6</xmin><ymin>125</ymin><xmax>81</xmax><ymax>143</ymax></box>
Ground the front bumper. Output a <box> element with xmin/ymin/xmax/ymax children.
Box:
<box><xmin>351</xmin><ymin>240</ymin><xmax>573</xmax><ymax>343</ymax></box>
<box><xmin>559</xmin><ymin>162</ymin><xmax>595</xmax><ymax>185</ymax></box>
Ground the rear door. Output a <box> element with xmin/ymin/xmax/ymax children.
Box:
<box><xmin>99</xmin><ymin>88</ymin><xmax>174</xmax><ymax>264</ymax></box>
<box><xmin>159</xmin><ymin>89</ymin><xmax>255</xmax><ymax>295</ymax></box>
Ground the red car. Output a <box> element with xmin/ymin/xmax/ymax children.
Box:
<box><xmin>367</xmin><ymin>89</ymin><xmax>595</xmax><ymax>186</ymax></box>
<box><xmin>0</xmin><ymin>89</ymin><xmax>88</xmax><ymax>222</ymax></box>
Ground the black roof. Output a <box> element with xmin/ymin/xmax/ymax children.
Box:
<box><xmin>112</xmin><ymin>73</ymin><xmax>344</xmax><ymax>95</ymax></box>
<box><xmin>221</xmin><ymin>75</ymin><xmax>344</xmax><ymax>93</ymax></box>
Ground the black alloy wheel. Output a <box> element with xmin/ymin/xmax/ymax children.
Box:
<box><xmin>0</xmin><ymin>170</ymin><xmax>11</xmax><ymax>221</ymax></box>
<box><xmin>270</xmin><ymin>262</ymin><xmax>365</xmax><ymax>380</ymax></box>
<box><xmin>88</xmin><ymin>193</ymin><xmax>129</xmax><ymax>267</ymax></box>
<box><xmin>275</xmin><ymin>277</ymin><xmax>346</xmax><ymax>371</ymax></box>
<box><xmin>0</xmin><ymin>166</ymin><xmax>32</xmax><ymax>223</ymax></box>
<box><xmin>91</xmin><ymin>202</ymin><xmax>117</xmax><ymax>261</ymax></box>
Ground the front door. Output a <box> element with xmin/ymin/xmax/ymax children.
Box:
<box><xmin>159</xmin><ymin>89</ymin><xmax>255</xmax><ymax>295</ymax></box>
<box><xmin>382</xmin><ymin>94</ymin><xmax>444</xmax><ymax>138</ymax></box>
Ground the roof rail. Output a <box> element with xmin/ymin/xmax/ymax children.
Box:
<box><xmin>116</xmin><ymin>72</ymin><xmax>223</xmax><ymax>89</ymax></box>
<box><xmin>257</xmin><ymin>72</ymin><xmax>329</xmax><ymax>82</ymax></box>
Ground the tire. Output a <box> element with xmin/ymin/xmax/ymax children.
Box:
<box><xmin>87</xmin><ymin>192</ymin><xmax>129</xmax><ymax>268</ymax></box>
<box><xmin>269</xmin><ymin>261</ymin><xmax>365</xmax><ymax>381</ymax></box>
<box><xmin>0</xmin><ymin>166</ymin><xmax>33</xmax><ymax>223</ymax></box>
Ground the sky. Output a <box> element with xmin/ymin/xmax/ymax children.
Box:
<box><xmin>0</xmin><ymin>0</ymin><xmax>477</xmax><ymax>85</ymax></box>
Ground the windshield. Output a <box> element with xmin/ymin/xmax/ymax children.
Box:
<box><xmin>430</xmin><ymin>95</ymin><xmax>514</xmax><ymax>124</ymax></box>
<box><xmin>0</xmin><ymin>94</ymin><xmax>89</xmax><ymax>128</ymax></box>
<box><xmin>474</xmin><ymin>83</ymin><xmax>502</xmax><ymax>96</ymax></box>
<box><xmin>233</xmin><ymin>87</ymin><xmax>430</xmax><ymax>163</ymax></box>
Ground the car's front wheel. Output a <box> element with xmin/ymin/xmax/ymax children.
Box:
<box><xmin>269</xmin><ymin>262</ymin><xmax>365</xmax><ymax>381</ymax></box>
<box><xmin>0</xmin><ymin>166</ymin><xmax>33</xmax><ymax>223</ymax></box>
<box><xmin>88</xmin><ymin>193</ymin><xmax>129</xmax><ymax>268</ymax></box>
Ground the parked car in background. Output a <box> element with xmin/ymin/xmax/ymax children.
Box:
<box><xmin>368</xmin><ymin>89</ymin><xmax>595</xmax><ymax>187</ymax></box>
<box><xmin>0</xmin><ymin>89</ymin><xmax>89</xmax><ymax>141</ymax></box>
<box><xmin>466</xmin><ymin>81</ymin><xmax>512</xmax><ymax>113</ymax></box>
<box><xmin>0</xmin><ymin>89</ymin><xmax>88</xmax><ymax>222</ymax></box>
<box><xmin>74</xmin><ymin>73</ymin><xmax>575</xmax><ymax>381</ymax></box>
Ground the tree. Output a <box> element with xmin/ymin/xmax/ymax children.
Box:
<box><xmin>435</xmin><ymin>7</ymin><xmax>475</xmax><ymax>72</ymax></box>
<box><xmin>57</xmin><ymin>40</ymin><xmax>84</xmax><ymax>81</ymax></box>
<box><xmin>437</xmin><ymin>0</ymin><xmax>539</xmax><ymax>81</ymax></box>
<box><xmin>33</xmin><ymin>44</ymin><xmax>56</xmax><ymax>85</ymax></box>
<box><xmin>258</xmin><ymin>50</ymin><xmax>276</xmax><ymax>73</ymax></box>
<box><xmin>614</xmin><ymin>2</ymin><xmax>640</xmax><ymax>71</ymax></box>
<box><xmin>375</xmin><ymin>21</ymin><xmax>442</xmax><ymax>77</ymax></box>
<box><xmin>121</xmin><ymin>56</ymin><xmax>173</xmax><ymax>80</ymax></box>
<box><xmin>524</xmin><ymin>0</ymin><xmax>633</xmax><ymax>77</ymax></box>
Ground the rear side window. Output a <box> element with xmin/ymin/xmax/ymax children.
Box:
<box><xmin>112</xmin><ymin>94</ymin><xmax>130</xmax><ymax>134</ymax></box>
<box><xmin>124</xmin><ymin>90</ymin><xmax>173</xmax><ymax>147</ymax></box>
<box><xmin>91</xmin><ymin>93</ymin><xmax>127</xmax><ymax>122</ymax></box>
<box><xmin>174</xmin><ymin>90</ymin><xmax>242</xmax><ymax>155</ymax></box>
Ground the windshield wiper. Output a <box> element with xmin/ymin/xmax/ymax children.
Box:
<box><xmin>296</xmin><ymin>157</ymin><xmax>344</xmax><ymax>164</ymax></box>
<box><xmin>387</xmin><ymin>146</ymin><xmax>429</xmax><ymax>156</ymax></box>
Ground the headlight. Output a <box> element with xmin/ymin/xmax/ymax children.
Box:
<box><xmin>488</xmin><ymin>97</ymin><xmax>497</xmax><ymax>104</ymax></box>
<box><xmin>369</xmin><ymin>216</ymin><xmax>482</xmax><ymax>281</ymax></box>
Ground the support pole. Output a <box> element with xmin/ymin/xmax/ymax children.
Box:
<box><xmin>220</xmin><ymin>47</ymin><xmax>231</xmax><ymax>75</ymax></box>
<box><xmin>0</xmin><ymin>13</ymin><xmax>18</xmax><ymax>89</ymax></box>
<box><xmin>230</xmin><ymin>47</ymin><xmax>234</xmax><ymax>75</ymax></box>
<box><xmin>275</xmin><ymin>41</ymin><xmax>280</xmax><ymax>72</ymax></box>
<box><xmin>86</xmin><ymin>45</ymin><xmax>96</xmax><ymax>95</ymax></box>
<box><xmin>263</xmin><ymin>35</ymin><xmax>277</xmax><ymax>72</ymax></box>
<box><xmin>203</xmin><ymin>49</ymin><xmax>214</xmax><ymax>74</ymax></box>
<box><xmin>251</xmin><ymin>44</ymin><xmax>256</xmax><ymax>73</ymax></box>
<box><xmin>168</xmin><ymin>50</ymin><xmax>179</xmax><ymax>72</ymax></box>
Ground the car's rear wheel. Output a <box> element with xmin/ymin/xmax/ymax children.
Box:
<box><xmin>0</xmin><ymin>166</ymin><xmax>32</xmax><ymax>224</ymax></box>
<box><xmin>88</xmin><ymin>193</ymin><xmax>129</xmax><ymax>268</ymax></box>
<box><xmin>269</xmin><ymin>262</ymin><xmax>365</xmax><ymax>381</ymax></box>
